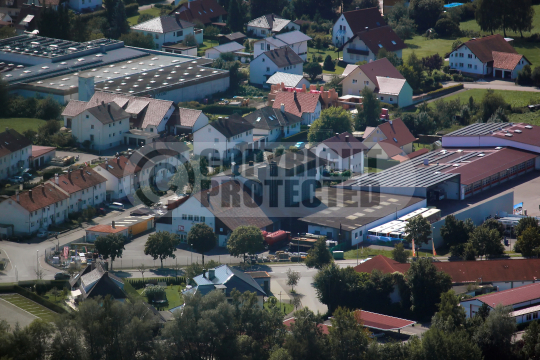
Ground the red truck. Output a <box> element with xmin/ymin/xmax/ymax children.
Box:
<box><xmin>263</xmin><ymin>230</ymin><xmax>291</xmax><ymax>249</ymax></box>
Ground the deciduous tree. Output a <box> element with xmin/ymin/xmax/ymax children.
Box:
<box><xmin>328</xmin><ymin>307</ymin><xmax>370</xmax><ymax>359</ymax></box>
<box><xmin>468</xmin><ymin>226</ymin><xmax>504</xmax><ymax>259</ymax></box>
<box><xmin>303</xmin><ymin>62</ymin><xmax>323</xmax><ymax>81</ymax></box>
<box><xmin>286</xmin><ymin>268</ymin><xmax>300</xmax><ymax>292</ymax></box>
<box><xmin>404</xmin><ymin>215</ymin><xmax>432</xmax><ymax>247</ymax></box>
<box><xmin>392</xmin><ymin>242</ymin><xmax>410</xmax><ymax>263</ymax></box>
<box><xmin>514</xmin><ymin>216</ymin><xmax>539</xmax><ymax>237</ymax></box>
<box><xmin>94</xmin><ymin>233</ymin><xmax>126</xmax><ymax>270</ymax></box>
<box><xmin>227</xmin><ymin>225</ymin><xmax>264</xmax><ymax>262</ymax></box>
<box><xmin>355</xmin><ymin>87</ymin><xmax>381</xmax><ymax>130</ymax></box>
<box><xmin>516</xmin><ymin>226</ymin><xmax>540</xmax><ymax>257</ymax></box>
<box><xmin>144</xmin><ymin>231</ymin><xmax>180</xmax><ymax>268</ymax></box>
<box><xmin>305</xmin><ymin>237</ymin><xmax>333</xmax><ymax>269</ymax></box>
<box><xmin>187</xmin><ymin>223</ymin><xmax>216</xmax><ymax>265</ymax></box>
<box><xmin>308</xmin><ymin>107</ymin><xmax>353</xmax><ymax>143</ymax></box>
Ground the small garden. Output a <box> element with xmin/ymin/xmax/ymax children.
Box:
<box><xmin>125</xmin><ymin>277</ymin><xmax>186</xmax><ymax>310</ymax></box>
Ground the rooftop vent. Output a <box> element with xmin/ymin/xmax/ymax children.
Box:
<box><xmin>505</xmin><ymin>133</ymin><xmax>513</xmax><ymax>137</ymax></box>
<box><xmin>525</xmin><ymin>125</ymin><xmax>533</xmax><ymax>129</ymax></box>
<box><xmin>515</xmin><ymin>129</ymin><xmax>522</xmax><ymax>133</ymax></box>
<box><xmin>495</xmin><ymin>146</ymin><xmax>502</xmax><ymax>150</ymax></box>
<box><xmin>477</xmin><ymin>153</ymin><xmax>485</xmax><ymax>157</ymax></box>
<box><xmin>453</xmin><ymin>164</ymin><xmax>460</xmax><ymax>167</ymax></box>
<box><xmin>393</xmin><ymin>137</ymin><xmax>397</xmax><ymax>142</ymax></box>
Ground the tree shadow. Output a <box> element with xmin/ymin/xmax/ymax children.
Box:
<box><xmin>112</xmin><ymin>270</ymin><xmax>133</xmax><ymax>278</ymax></box>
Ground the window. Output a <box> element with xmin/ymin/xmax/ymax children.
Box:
<box><xmin>459</xmin><ymin>63</ymin><xmax>464</xmax><ymax>67</ymax></box>
<box><xmin>260</xmin><ymin>43</ymin><xmax>264</xmax><ymax>50</ymax></box>
<box><xmin>468</xmin><ymin>64</ymin><xmax>472</xmax><ymax>69</ymax></box>
<box><xmin>390</xmin><ymin>98</ymin><xmax>393</xmax><ymax>101</ymax></box>
<box><xmin>266</xmin><ymin>67</ymin><xmax>270</xmax><ymax>72</ymax></box>
<box><xmin>90</xmin><ymin>134</ymin><xmax>94</xmax><ymax>141</ymax></box>
<box><xmin>262</xmin><ymin>58</ymin><xmax>265</xmax><ymax>62</ymax></box>
<box><xmin>380</xmin><ymin>96</ymin><xmax>384</xmax><ymax>100</ymax></box>
<box><xmin>364</xmin><ymin>81</ymin><xmax>369</xmax><ymax>85</ymax></box>
<box><xmin>91</xmin><ymin>125</ymin><xmax>94</xmax><ymax>129</ymax></box>
<box><xmin>475</xmin><ymin>65</ymin><xmax>477</xmax><ymax>69</ymax></box>
<box><xmin>86</xmin><ymin>115</ymin><xmax>89</xmax><ymax>119</ymax></box>
<box><xmin>155</xmin><ymin>34</ymin><xmax>159</xmax><ymax>39</ymax></box>
<box><xmin>527</xmin><ymin>314</ymin><xmax>532</xmax><ymax>321</ymax></box>
<box><xmin>352</xmin><ymin>79</ymin><xmax>357</xmax><ymax>84</ymax></box>
<box><xmin>459</xmin><ymin>53</ymin><xmax>464</xmax><ymax>58</ymax></box>
<box><xmin>468</xmin><ymin>54</ymin><xmax>472</xmax><ymax>59</ymax></box>
<box><xmin>188</xmin><ymin>215</ymin><xmax>193</xmax><ymax>220</ymax></box>
<box><xmin>201</xmin><ymin>216</ymin><xmax>205</xmax><ymax>223</ymax></box>
<box><xmin>534</xmin><ymin>312</ymin><xmax>539</xmax><ymax>319</ymax></box>
<box><xmin>214</xmin><ymin>138</ymin><xmax>219</xmax><ymax>143</ymax></box>
<box><xmin>194</xmin><ymin>215</ymin><xmax>199</xmax><ymax>221</ymax></box>
<box><xmin>177</xmin><ymin>30</ymin><xmax>183</xmax><ymax>36</ymax></box>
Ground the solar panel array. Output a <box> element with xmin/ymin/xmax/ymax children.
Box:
<box><xmin>444</xmin><ymin>122</ymin><xmax>512</xmax><ymax>136</ymax></box>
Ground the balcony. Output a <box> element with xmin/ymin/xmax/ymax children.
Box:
<box><xmin>347</xmin><ymin>48</ymin><xmax>369</xmax><ymax>56</ymax></box>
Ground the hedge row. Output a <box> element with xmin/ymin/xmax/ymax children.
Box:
<box><xmin>126</xmin><ymin>276</ymin><xmax>186</xmax><ymax>290</ymax></box>
<box><xmin>0</xmin><ymin>284</ymin><xmax>68</xmax><ymax>314</ymax></box>
<box><xmin>282</xmin><ymin>130</ymin><xmax>308</xmax><ymax>143</ymax></box>
<box><xmin>426</xmin><ymin>84</ymin><xmax>464</xmax><ymax>98</ymax></box>
<box><xmin>17</xmin><ymin>280</ymin><xmax>70</xmax><ymax>292</ymax></box>
<box><xmin>79</xmin><ymin>3</ymin><xmax>138</xmax><ymax>21</ymax></box>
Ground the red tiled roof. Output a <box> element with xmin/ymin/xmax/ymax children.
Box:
<box><xmin>492</xmin><ymin>51</ymin><xmax>526</xmax><ymax>70</ymax></box>
<box><xmin>31</xmin><ymin>145</ymin><xmax>55</xmax><ymax>158</ymax></box>
<box><xmin>356</xmin><ymin>310</ymin><xmax>416</xmax><ymax>330</ymax></box>
<box><xmin>407</xmin><ymin>148</ymin><xmax>429</xmax><ymax>159</ymax></box>
<box><xmin>86</xmin><ymin>224</ymin><xmax>128</xmax><ymax>234</ymax></box>
<box><xmin>356</xmin><ymin>58</ymin><xmax>405</xmax><ymax>89</ymax></box>
<box><xmin>283</xmin><ymin>318</ymin><xmax>330</xmax><ymax>335</ymax></box>
<box><xmin>354</xmin><ymin>256</ymin><xmax>540</xmax><ymax>284</ymax></box>
<box><xmin>343</xmin><ymin>7</ymin><xmax>386</xmax><ymax>34</ymax></box>
<box><xmin>169</xmin><ymin>0</ymin><xmax>227</xmax><ymax>25</ymax></box>
<box><xmin>444</xmin><ymin>147</ymin><xmax>538</xmax><ymax>185</ymax></box>
<box><xmin>377</xmin><ymin>140</ymin><xmax>404</xmax><ymax>158</ymax></box>
<box><xmin>51</xmin><ymin>166</ymin><xmax>107</xmax><ymax>194</ymax></box>
<box><xmin>459</xmin><ymin>34</ymin><xmax>517</xmax><ymax>63</ymax></box>
<box><xmin>98</xmin><ymin>155</ymin><xmax>141</xmax><ymax>179</ymax></box>
<box><xmin>356</xmin><ymin>26</ymin><xmax>406</xmax><ymax>56</ymax></box>
<box><xmin>0</xmin><ymin>129</ymin><xmax>32</xmax><ymax>158</ymax></box>
<box><xmin>491</xmin><ymin>123</ymin><xmax>540</xmax><ymax>147</ymax></box>
<box><xmin>463</xmin><ymin>283</ymin><xmax>540</xmax><ymax>307</ymax></box>
<box><xmin>11</xmin><ymin>184</ymin><xmax>69</xmax><ymax>213</ymax></box>
<box><xmin>377</xmin><ymin>119</ymin><xmax>416</xmax><ymax>148</ymax></box>
<box><xmin>272</xmin><ymin>91</ymin><xmax>320</xmax><ymax>117</ymax></box>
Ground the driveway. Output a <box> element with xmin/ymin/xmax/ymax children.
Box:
<box><xmin>55</xmin><ymin>151</ymin><xmax>103</xmax><ymax>166</ymax></box>
<box><xmin>444</xmin><ymin>79</ymin><xmax>540</xmax><ymax>92</ymax></box>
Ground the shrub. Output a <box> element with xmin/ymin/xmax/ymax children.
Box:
<box><xmin>42</xmin><ymin>167</ymin><xmax>63</xmax><ymax>181</ymax></box>
<box><xmin>532</xmin><ymin>66</ymin><xmax>540</xmax><ymax>86</ymax></box>
<box><xmin>323</xmin><ymin>55</ymin><xmax>335</xmax><ymax>71</ymax></box>
<box><xmin>517</xmin><ymin>65</ymin><xmax>533</xmax><ymax>86</ymax></box>
<box><xmin>144</xmin><ymin>285</ymin><xmax>166</xmax><ymax>302</ymax></box>
<box><xmin>434</xmin><ymin>18</ymin><xmax>460</xmax><ymax>37</ymax></box>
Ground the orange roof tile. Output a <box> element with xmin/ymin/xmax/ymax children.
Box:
<box><xmin>272</xmin><ymin>91</ymin><xmax>320</xmax><ymax>117</ymax></box>
<box><xmin>86</xmin><ymin>224</ymin><xmax>127</xmax><ymax>234</ymax></box>
<box><xmin>492</xmin><ymin>51</ymin><xmax>526</xmax><ymax>70</ymax></box>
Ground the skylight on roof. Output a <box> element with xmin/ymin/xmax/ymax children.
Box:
<box><xmin>378</xmin><ymin>44</ymin><xmax>383</xmax><ymax>48</ymax></box>
<box><xmin>391</xmin><ymin>41</ymin><xmax>396</xmax><ymax>45</ymax></box>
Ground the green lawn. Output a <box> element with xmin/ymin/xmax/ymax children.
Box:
<box><xmin>0</xmin><ymin>294</ymin><xmax>58</xmax><ymax>322</ymax></box>
<box><xmin>127</xmin><ymin>7</ymin><xmax>161</xmax><ymax>26</ymax></box>
<box><xmin>0</xmin><ymin>118</ymin><xmax>58</xmax><ymax>133</ymax></box>
<box><xmin>307</xmin><ymin>46</ymin><xmax>346</xmax><ymax>75</ymax></box>
<box><xmin>137</xmin><ymin>285</ymin><xmax>185</xmax><ymax>310</ymax></box>
<box><xmin>428</xmin><ymin>89</ymin><xmax>540</xmax><ymax>109</ymax></box>
<box><xmin>265</xmin><ymin>299</ymin><xmax>295</xmax><ymax>315</ymax></box>
<box><xmin>343</xmin><ymin>246</ymin><xmax>434</xmax><ymax>260</ymax></box>
<box><xmin>403</xmin><ymin>35</ymin><xmax>470</xmax><ymax>60</ymax></box>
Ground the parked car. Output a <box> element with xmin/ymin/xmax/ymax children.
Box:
<box><xmin>22</xmin><ymin>172</ymin><xmax>33</xmax><ymax>180</ymax></box>
<box><xmin>8</xmin><ymin>176</ymin><xmax>24</xmax><ymax>184</ymax></box>
<box><xmin>36</xmin><ymin>230</ymin><xmax>48</xmax><ymax>238</ymax></box>
<box><xmin>107</xmin><ymin>202</ymin><xmax>125</xmax><ymax>210</ymax></box>
<box><xmin>54</xmin><ymin>272</ymin><xmax>70</xmax><ymax>280</ymax></box>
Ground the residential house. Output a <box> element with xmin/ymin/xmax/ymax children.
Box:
<box><xmin>0</xmin><ymin>128</ymin><xmax>32</xmax><ymax>180</ymax></box>
<box><xmin>63</xmin><ymin>90</ymin><xmax>177</xmax><ymax>147</ymax></box>
<box><xmin>0</xmin><ymin>184</ymin><xmax>69</xmax><ymax>234</ymax></box>
<box><xmin>130</xmin><ymin>14</ymin><xmax>201</xmax><ymax>51</ymax></box>
<box><xmin>218</xmin><ymin>32</ymin><xmax>246</xmax><ymax>45</ymax></box>
<box><xmin>85</xmin><ymin>223</ymin><xmax>129</xmax><ymax>242</ymax></box>
<box><xmin>247</xmin><ymin>14</ymin><xmax>300</xmax><ymax>38</ymax></box>
<box><xmin>169</xmin><ymin>0</ymin><xmax>227</xmax><ymax>26</ymax></box>
<box><xmin>270</xmin><ymin>90</ymin><xmax>321</xmax><ymax>125</ymax></box>
<box><xmin>311</xmin><ymin>132</ymin><xmax>367</xmax><ymax>172</ymax></box>
<box><xmin>68</xmin><ymin>100</ymin><xmax>130</xmax><ymax>151</ymax></box>
<box><xmin>362</xmin><ymin>119</ymin><xmax>417</xmax><ymax>160</ymax></box>
<box><xmin>332</xmin><ymin>7</ymin><xmax>387</xmax><ymax>47</ymax></box>
<box><xmin>95</xmin><ymin>155</ymin><xmax>142</xmax><ymax>201</ymax></box>
<box><xmin>449</xmin><ymin>34</ymin><xmax>530</xmax><ymax>79</ymax></box>
<box><xmin>14</xmin><ymin>3</ymin><xmax>40</xmax><ymax>34</ymax></box>
<box><xmin>29</xmin><ymin>145</ymin><xmax>55</xmax><ymax>169</ymax></box>
<box><xmin>130</xmin><ymin>136</ymin><xmax>190</xmax><ymax>186</ymax></box>
<box><xmin>165</xmin><ymin>107</ymin><xmax>209</xmax><ymax>135</ymax></box>
<box><xmin>253</xmin><ymin>30</ymin><xmax>311</xmax><ymax>61</ymax></box>
<box><xmin>157</xmin><ymin>180</ymin><xmax>275</xmax><ymax>246</ymax></box>
<box><xmin>46</xmin><ymin>166</ymin><xmax>107</xmax><ymax>213</ymax></box>
<box><xmin>68</xmin><ymin>0</ymin><xmax>101</xmax><ymax>13</ymax></box>
<box><xmin>193</xmin><ymin>114</ymin><xmax>254</xmax><ymax>161</ymax></box>
<box><xmin>340</xmin><ymin>58</ymin><xmax>413</xmax><ymax>107</ymax></box>
<box><xmin>338</xmin><ymin>25</ymin><xmax>406</xmax><ymax>64</ymax></box>
<box><xmin>0</xmin><ymin>0</ymin><xmax>24</xmax><ymax>23</ymax></box>
<box><xmin>205</xmin><ymin>41</ymin><xmax>244</xmax><ymax>60</ymax></box>
<box><xmin>0</xmin><ymin>12</ymin><xmax>12</xmax><ymax>22</ymax></box>
<box><xmin>460</xmin><ymin>283</ymin><xmax>540</xmax><ymax>323</ymax></box>
<box><xmin>244</xmin><ymin>271</ymin><xmax>271</xmax><ymax>295</ymax></box>
<box><xmin>266</xmin><ymin>72</ymin><xmax>310</xmax><ymax>89</ymax></box>
<box><xmin>243</xmin><ymin>105</ymin><xmax>303</xmax><ymax>146</ymax></box>
<box><xmin>249</xmin><ymin>47</ymin><xmax>303</xmax><ymax>85</ymax></box>
<box><xmin>161</xmin><ymin>43</ymin><xmax>197</xmax><ymax>56</ymax></box>
<box><xmin>183</xmin><ymin>265</ymin><xmax>267</xmax><ymax>306</ymax></box>
<box><xmin>70</xmin><ymin>262</ymin><xmax>127</xmax><ymax>303</ymax></box>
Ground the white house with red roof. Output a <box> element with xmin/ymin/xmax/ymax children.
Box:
<box><xmin>448</xmin><ymin>34</ymin><xmax>530</xmax><ymax>79</ymax></box>
<box><xmin>362</xmin><ymin>119</ymin><xmax>417</xmax><ymax>160</ymax></box>
<box><xmin>460</xmin><ymin>283</ymin><xmax>540</xmax><ymax>323</ymax></box>
<box><xmin>311</xmin><ymin>132</ymin><xmax>367</xmax><ymax>172</ymax></box>
<box><xmin>270</xmin><ymin>91</ymin><xmax>322</xmax><ymax>125</ymax></box>
<box><xmin>30</xmin><ymin>145</ymin><xmax>56</xmax><ymax>169</ymax></box>
<box><xmin>95</xmin><ymin>156</ymin><xmax>143</xmax><ymax>201</ymax></box>
<box><xmin>0</xmin><ymin>184</ymin><xmax>69</xmax><ymax>234</ymax></box>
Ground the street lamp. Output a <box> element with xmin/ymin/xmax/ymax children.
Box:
<box><xmin>191</xmin><ymin>244</ymin><xmax>193</xmax><ymax>265</ymax></box>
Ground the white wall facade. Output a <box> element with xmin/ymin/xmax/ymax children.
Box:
<box><xmin>300</xmin><ymin>101</ymin><xmax>322</xmax><ymax>125</ymax></box>
<box><xmin>332</xmin><ymin>14</ymin><xmax>354</xmax><ymax>47</ymax></box>
<box><xmin>71</xmin><ymin>109</ymin><xmax>130</xmax><ymax>151</ymax></box>
<box><xmin>131</xmin><ymin>26</ymin><xmax>198</xmax><ymax>50</ymax></box>
<box><xmin>86</xmin><ymin>228</ymin><xmax>129</xmax><ymax>242</ymax></box>
<box><xmin>449</xmin><ymin>46</ymin><xmax>486</xmax><ymax>75</ymax></box>
<box><xmin>0</xmin><ymin>143</ymin><xmax>31</xmax><ymax>180</ymax></box>
<box><xmin>253</xmin><ymin>39</ymin><xmax>309</xmax><ymax>61</ymax></box>
<box><xmin>312</xmin><ymin>143</ymin><xmax>364</xmax><ymax>172</ymax></box>
<box><xmin>66</xmin><ymin>183</ymin><xmax>106</xmax><ymax>213</ymax></box>
<box><xmin>68</xmin><ymin>0</ymin><xmax>102</xmax><ymax>12</ymax></box>
<box><xmin>250</xmin><ymin>53</ymin><xmax>303</xmax><ymax>85</ymax></box>
<box><xmin>193</xmin><ymin>123</ymin><xmax>253</xmax><ymax>160</ymax></box>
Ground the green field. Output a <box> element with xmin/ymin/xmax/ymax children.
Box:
<box><xmin>0</xmin><ymin>118</ymin><xmax>56</xmax><ymax>133</ymax></box>
<box><xmin>265</xmin><ymin>299</ymin><xmax>295</xmax><ymax>314</ymax></box>
<box><xmin>0</xmin><ymin>294</ymin><xmax>58</xmax><ymax>322</ymax></box>
<box><xmin>403</xmin><ymin>35</ymin><xmax>470</xmax><ymax>60</ymax></box>
<box><xmin>137</xmin><ymin>284</ymin><xmax>185</xmax><ymax>310</ymax></box>
<box><xmin>307</xmin><ymin>46</ymin><xmax>346</xmax><ymax>75</ymax></box>
<box><xmin>127</xmin><ymin>7</ymin><xmax>161</xmax><ymax>26</ymax></box>
<box><xmin>429</xmin><ymin>89</ymin><xmax>540</xmax><ymax>109</ymax></box>
<box><xmin>344</xmin><ymin>246</ymin><xmax>435</xmax><ymax>260</ymax></box>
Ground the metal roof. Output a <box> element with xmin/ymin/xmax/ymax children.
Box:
<box><xmin>445</xmin><ymin>122</ymin><xmax>512</xmax><ymax>136</ymax></box>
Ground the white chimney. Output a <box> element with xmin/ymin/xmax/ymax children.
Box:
<box><xmin>280</xmin><ymin>103</ymin><xmax>285</xmax><ymax>113</ymax></box>
<box><xmin>55</xmin><ymin>173</ymin><xmax>59</xmax><ymax>185</ymax></box>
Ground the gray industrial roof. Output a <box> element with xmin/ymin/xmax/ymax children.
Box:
<box><xmin>298</xmin><ymin>187</ymin><xmax>425</xmax><ymax>231</ymax></box>
<box><xmin>131</xmin><ymin>15</ymin><xmax>194</xmax><ymax>33</ymax></box>
<box><xmin>341</xmin><ymin>150</ymin><xmax>463</xmax><ymax>189</ymax></box>
<box><xmin>445</xmin><ymin>123</ymin><xmax>513</xmax><ymax>136</ymax></box>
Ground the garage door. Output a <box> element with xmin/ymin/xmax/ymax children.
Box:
<box><xmin>495</xmin><ymin>70</ymin><xmax>503</xmax><ymax>78</ymax></box>
<box><xmin>504</xmin><ymin>71</ymin><xmax>511</xmax><ymax>79</ymax></box>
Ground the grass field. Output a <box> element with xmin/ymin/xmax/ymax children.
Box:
<box><xmin>137</xmin><ymin>284</ymin><xmax>185</xmax><ymax>310</ymax></box>
<box><xmin>0</xmin><ymin>118</ymin><xmax>56</xmax><ymax>133</ymax></box>
<box><xmin>127</xmin><ymin>7</ymin><xmax>161</xmax><ymax>26</ymax></box>
<box><xmin>307</xmin><ymin>46</ymin><xmax>346</xmax><ymax>75</ymax></box>
<box><xmin>428</xmin><ymin>89</ymin><xmax>540</xmax><ymax>109</ymax></box>
<box><xmin>403</xmin><ymin>35</ymin><xmax>470</xmax><ymax>60</ymax></box>
<box><xmin>265</xmin><ymin>299</ymin><xmax>295</xmax><ymax>315</ymax></box>
<box><xmin>343</xmin><ymin>246</ymin><xmax>435</xmax><ymax>260</ymax></box>
<box><xmin>0</xmin><ymin>294</ymin><xmax>57</xmax><ymax>322</ymax></box>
